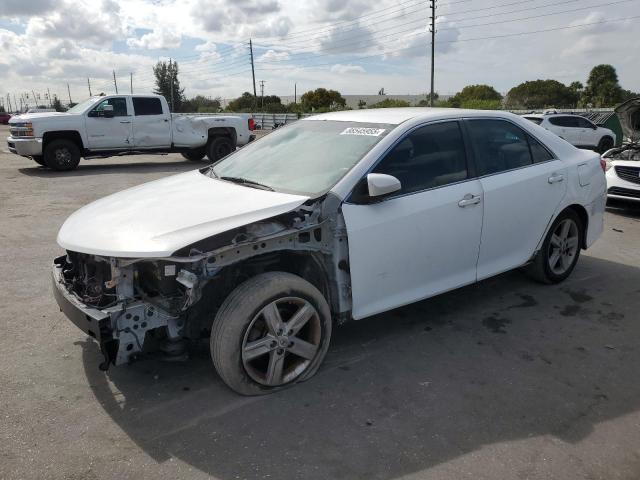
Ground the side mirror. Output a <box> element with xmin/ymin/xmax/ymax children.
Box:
<box><xmin>102</xmin><ymin>105</ymin><xmax>114</xmax><ymax>118</ymax></box>
<box><xmin>366</xmin><ymin>173</ymin><xmax>401</xmax><ymax>198</ymax></box>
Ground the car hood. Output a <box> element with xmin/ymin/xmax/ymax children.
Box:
<box><xmin>57</xmin><ymin>170</ymin><xmax>309</xmax><ymax>258</ymax></box>
<box><xmin>9</xmin><ymin>112</ymin><xmax>74</xmax><ymax>122</ymax></box>
<box><xmin>615</xmin><ymin>97</ymin><xmax>640</xmax><ymax>142</ymax></box>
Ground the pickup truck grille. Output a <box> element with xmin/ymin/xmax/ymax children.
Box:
<box><xmin>614</xmin><ymin>166</ymin><xmax>640</xmax><ymax>185</ymax></box>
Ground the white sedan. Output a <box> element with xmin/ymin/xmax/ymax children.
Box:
<box><xmin>52</xmin><ymin>108</ymin><xmax>606</xmax><ymax>395</ymax></box>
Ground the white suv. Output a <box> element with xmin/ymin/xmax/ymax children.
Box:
<box><xmin>524</xmin><ymin>113</ymin><xmax>616</xmax><ymax>153</ymax></box>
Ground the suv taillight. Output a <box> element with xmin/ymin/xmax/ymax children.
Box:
<box><xmin>600</xmin><ymin>158</ymin><xmax>607</xmax><ymax>172</ymax></box>
<box><xmin>248</xmin><ymin>118</ymin><xmax>255</xmax><ymax>131</ymax></box>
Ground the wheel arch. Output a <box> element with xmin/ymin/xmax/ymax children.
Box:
<box><xmin>189</xmin><ymin>250</ymin><xmax>335</xmax><ymax>337</ymax></box>
<box><xmin>565</xmin><ymin>203</ymin><xmax>589</xmax><ymax>249</ymax></box>
<box><xmin>43</xmin><ymin>130</ymin><xmax>84</xmax><ymax>151</ymax></box>
<box><xmin>207</xmin><ymin>127</ymin><xmax>237</xmax><ymax>146</ymax></box>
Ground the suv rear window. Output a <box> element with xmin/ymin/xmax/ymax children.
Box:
<box><xmin>548</xmin><ymin>116</ymin><xmax>579</xmax><ymax>128</ymax></box>
<box><xmin>132</xmin><ymin>97</ymin><xmax>163</xmax><ymax>116</ymax></box>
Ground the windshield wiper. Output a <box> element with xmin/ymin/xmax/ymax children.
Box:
<box><xmin>219</xmin><ymin>176</ymin><xmax>274</xmax><ymax>191</ymax></box>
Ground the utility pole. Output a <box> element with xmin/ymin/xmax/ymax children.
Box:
<box><xmin>294</xmin><ymin>83</ymin><xmax>297</xmax><ymax>104</ymax></box>
<box><xmin>88</xmin><ymin>78</ymin><xmax>92</xmax><ymax>96</ymax></box>
<box><xmin>31</xmin><ymin>89</ymin><xmax>37</xmax><ymax>107</ymax></box>
<box><xmin>13</xmin><ymin>94</ymin><xmax>18</xmax><ymax>112</ymax></box>
<box><xmin>429</xmin><ymin>0</ymin><xmax>436</xmax><ymax>107</ymax></box>
<box><xmin>46</xmin><ymin>87</ymin><xmax>52</xmax><ymax>107</ymax></box>
<box><xmin>7</xmin><ymin>94</ymin><xmax>12</xmax><ymax>113</ymax></box>
<box><xmin>259</xmin><ymin>80</ymin><xmax>265</xmax><ymax>110</ymax></box>
<box><xmin>130</xmin><ymin>72</ymin><xmax>133</xmax><ymax>94</ymax></box>
<box><xmin>170</xmin><ymin>74</ymin><xmax>174</xmax><ymax>112</ymax></box>
<box><xmin>67</xmin><ymin>83</ymin><xmax>72</xmax><ymax>105</ymax></box>
<box><xmin>113</xmin><ymin>70</ymin><xmax>118</xmax><ymax>94</ymax></box>
<box><xmin>249</xmin><ymin>39</ymin><xmax>257</xmax><ymax>110</ymax></box>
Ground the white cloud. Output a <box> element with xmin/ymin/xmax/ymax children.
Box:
<box><xmin>259</xmin><ymin>49</ymin><xmax>291</xmax><ymax>62</ymax></box>
<box><xmin>0</xmin><ymin>0</ymin><xmax>56</xmax><ymax>17</ymax></box>
<box><xmin>127</xmin><ymin>28</ymin><xmax>182</xmax><ymax>50</ymax></box>
<box><xmin>330</xmin><ymin>63</ymin><xmax>365</xmax><ymax>74</ymax></box>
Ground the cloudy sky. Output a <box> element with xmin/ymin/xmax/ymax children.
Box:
<box><xmin>0</xmin><ymin>0</ymin><xmax>638</xmax><ymax>107</ymax></box>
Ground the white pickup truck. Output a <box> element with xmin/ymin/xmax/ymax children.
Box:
<box><xmin>7</xmin><ymin>94</ymin><xmax>255</xmax><ymax>171</ymax></box>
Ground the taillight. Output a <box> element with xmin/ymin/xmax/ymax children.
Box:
<box><xmin>600</xmin><ymin>158</ymin><xmax>606</xmax><ymax>172</ymax></box>
<box><xmin>248</xmin><ymin>118</ymin><xmax>255</xmax><ymax>131</ymax></box>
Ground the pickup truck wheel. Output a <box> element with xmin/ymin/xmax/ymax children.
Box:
<box><xmin>32</xmin><ymin>155</ymin><xmax>46</xmax><ymax>167</ymax></box>
<box><xmin>44</xmin><ymin>139</ymin><xmax>81</xmax><ymax>171</ymax></box>
<box><xmin>207</xmin><ymin>136</ymin><xmax>234</xmax><ymax>161</ymax></box>
<box><xmin>211</xmin><ymin>272</ymin><xmax>332</xmax><ymax>396</ymax></box>
<box><xmin>597</xmin><ymin>136</ymin><xmax>614</xmax><ymax>153</ymax></box>
<box><xmin>524</xmin><ymin>209</ymin><xmax>583</xmax><ymax>284</ymax></box>
<box><xmin>181</xmin><ymin>148</ymin><xmax>206</xmax><ymax>162</ymax></box>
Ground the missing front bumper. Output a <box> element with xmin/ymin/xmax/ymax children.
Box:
<box><xmin>52</xmin><ymin>256</ymin><xmax>179</xmax><ymax>368</ymax></box>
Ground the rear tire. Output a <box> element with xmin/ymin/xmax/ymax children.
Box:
<box><xmin>207</xmin><ymin>136</ymin><xmax>234</xmax><ymax>162</ymax></box>
<box><xmin>525</xmin><ymin>209</ymin><xmax>583</xmax><ymax>284</ymax></box>
<box><xmin>598</xmin><ymin>136</ymin><xmax>614</xmax><ymax>154</ymax></box>
<box><xmin>44</xmin><ymin>139</ymin><xmax>81</xmax><ymax>171</ymax></box>
<box><xmin>32</xmin><ymin>155</ymin><xmax>46</xmax><ymax>166</ymax></box>
<box><xmin>181</xmin><ymin>148</ymin><xmax>206</xmax><ymax>162</ymax></box>
<box><xmin>211</xmin><ymin>272</ymin><xmax>332</xmax><ymax>396</ymax></box>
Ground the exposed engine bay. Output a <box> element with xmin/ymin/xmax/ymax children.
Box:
<box><xmin>52</xmin><ymin>199</ymin><xmax>351</xmax><ymax>369</ymax></box>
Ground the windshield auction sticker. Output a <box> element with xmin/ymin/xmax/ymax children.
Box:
<box><xmin>340</xmin><ymin>127</ymin><xmax>386</xmax><ymax>136</ymax></box>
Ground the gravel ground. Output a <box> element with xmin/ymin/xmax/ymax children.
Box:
<box><xmin>1</xmin><ymin>123</ymin><xmax>640</xmax><ymax>480</ymax></box>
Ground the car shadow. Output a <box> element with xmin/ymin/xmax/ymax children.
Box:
<box><xmin>81</xmin><ymin>255</ymin><xmax>640</xmax><ymax>479</ymax></box>
<box><xmin>18</xmin><ymin>160</ymin><xmax>207</xmax><ymax>178</ymax></box>
<box><xmin>606</xmin><ymin>199</ymin><xmax>640</xmax><ymax>219</ymax></box>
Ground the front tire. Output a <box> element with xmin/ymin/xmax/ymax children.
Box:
<box><xmin>525</xmin><ymin>209</ymin><xmax>583</xmax><ymax>284</ymax></box>
<box><xmin>181</xmin><ymin>148</ymin><xmax>206</xmax><ymax>162</ymax></box>
<box><xmin>32</xmin><ymin>155</ymin><xmax>46</xmax><ymax>166</ymax></box>
<box><xmin>44</xmin><ymin>139</ymin><xmax>81</xmax><ymax>171</ymax></box>
<box><xmin>598</xmin><ymin>136</ymin><xmax>614</xmax><ymax>153</ymax></box>
<box><xmin>211</xmin><ymin>272</ymin><xmax>332</xmax><ymax>396</ymax></box>
<box><xmin>207</xmin><ymin>136</ymin><xmax>234</xmax><ymax>161</ymax></box>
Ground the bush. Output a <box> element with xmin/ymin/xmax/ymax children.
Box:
<box><xmin>369</xmin><ymin>98</ymin><xmax>411</xmax><ymax>108</ymax></box>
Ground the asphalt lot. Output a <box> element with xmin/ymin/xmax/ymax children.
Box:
<box><xmin>2</xmin><ymin>123</ymin><xmax>640</xmax><ymax>480</ymax></box>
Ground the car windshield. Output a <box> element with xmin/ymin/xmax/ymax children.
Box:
<box><xmin>209</xmin><ymin>120</ymin><xmax>394</xmax><ymax>196</ymax></box>
<box><xmin>66</xmin><ymin>97</ymin><xmax>101</xmax><ymax>114</ymax></box>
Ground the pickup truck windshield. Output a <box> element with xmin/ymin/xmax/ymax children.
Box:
<box><xmin>210</xmin><ymin>120</ymin><xmax>393</xmax><ymax>196</ymax></box>
<box><xmin>66</xmin><ymin>97</ymin><xmax>100</xmax><ymax>114</ymax></box>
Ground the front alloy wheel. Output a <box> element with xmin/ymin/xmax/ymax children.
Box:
<box><xmin>242</xmin><ymin>297</ymin><xmax>322</xmax><ymax>386</ymax></box>
<box><xmin>211</xmin><ymin>272</ymin><xmax>332</xmax><ymax>395</ymax></box>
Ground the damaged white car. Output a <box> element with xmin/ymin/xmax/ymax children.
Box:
<box><xmin>602</xmin><ymin>97</ymin><xmax>640</xmax><ymax>201</ymax></box>
<box><xmin>52</xmin><ymin>108</ymin><xmax>606</xmax><ymax>395</ymax></box>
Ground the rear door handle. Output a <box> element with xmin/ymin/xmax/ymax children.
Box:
<box><xmin>458</xmin><ymin>194</ymin><xmax>481</xmax><ymax>207</ymax></box>
<box><xmin>548</xmin><ymin>174</ymin><xmax>564</xmax><ymax>184</ymax></box>
<box><xmin>119</xmin><ymin>120</ymin><xmax>131</xmax><ymax>124</ymax></box>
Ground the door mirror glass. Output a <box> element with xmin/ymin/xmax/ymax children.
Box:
<box><xmin>367</xmin><ymin>173</ymin><xmax>401</xmax><ymax>198</ymax></box>
<box><xmin>102</xmin><ymin>105</ymin><xmax>114</xmax><ymax>118</ymax></box>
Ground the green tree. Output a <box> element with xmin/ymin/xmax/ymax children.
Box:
<box><xmin>51</xmin><ymin>95</ymin><xmax>65</xmax><ymax>112</ymax></box>
<box><xmin>581</xmin><ymin>64</ymin><xmax>624</xmax><ymax>107</ymax></box>
<box><xmin>357</xmin><ymin>99</ymin><xmax>367</xmax><ymax>109</ymax></box>
<box><xmin>226</xmin><ymin>92</ymin><xmax>255</xmax><ymax>112</ymax></box>
<box><xmin>417</xmin><ymin>92</ymin><xmax>440</xmax><ymax>106</ymax></box>
<box><xmin>181</xmin><ymin>95</ymin><xmax>221</xmax><ymax>113</ymax></box>
<box><xmin>505</xmin><ymin>79</ymin><xmax>578</xmax><ymax>109</ymax></box>
<box><xmin>369</xmin><ymin>98</ymin><xmax>410</xmax><ymax>108</ymax></box>
<box><xmin>0</xmin><ymin>105</ymin><xmax>5</xmax><ymax>113</ymax></box>
<box><xmin>153</xmin><ymin>60</ymin><xmax>184</xmax><ymax>112</ymax></box>
<box><xmin>300</xmin><ymin>88</ymin><xmax>346</xmax><ymax>112</ymax></box>
<box><xmin>446</xmin><ymin>84</ymin><xmax>502</xmax><ymax>108</ymax></box>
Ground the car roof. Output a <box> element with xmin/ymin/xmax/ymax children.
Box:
<box><xmin>303</xmin><ymin>107</ymin><xmax>521</xmax><ymax>125</ymax></box>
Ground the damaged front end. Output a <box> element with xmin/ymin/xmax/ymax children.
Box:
<box><xmin>52</xmin><ymin>200</ymin><xmax>351</xmax><ymax>369</ymax></box>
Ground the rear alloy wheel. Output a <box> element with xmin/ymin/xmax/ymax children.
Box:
<box><xmin>525</xmin><ymin>209</ymin><xmax>583</xmax><ymax>284</ymax></box>
<box><xmin>181</xmin><ymin>148</ymin><xmax>206</xmax><ymax>162</ymax></box>
<box><xmin>211</xmin><ymin>272</ymin><xmax>332</xmax><ymax>395</ymax></box>
<box><xmin>44</xmin><ymin>139</ymin><xmax>81</xmax><ymax>171</ymax></box>
<box><xmin>598</xmin><ymin>136</ymin><xmax>614</xmax><ymax>154</ymax></box>
<box><xmin>207</xmin><ymin>136</ymin><xmax>234</xmax><ymax>161</ymax></box>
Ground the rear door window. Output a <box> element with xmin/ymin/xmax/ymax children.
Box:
<box><xmin>132</xmin><ymin>97</ymin><xmax>163</xmax><ymax>116</ymax></box>
<box><xmin>466</xmin><ymin>119</ymin><xmax>534</xmax><ymax>175</ymax></box>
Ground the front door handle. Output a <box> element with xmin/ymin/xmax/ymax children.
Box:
<box><xmin>548</xmin><ymin>174</ymin><xmax>564</xmax><ymax>184</ymax></box>
<box><xmin>458</xmin><ymin>194</ymin><xmax>481</xmax><ymax>207</ymax></box>
<box><xmin>119</xmin><ymin>120</ymin><xmax>131</xmax><ymax>124</ymax></box>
